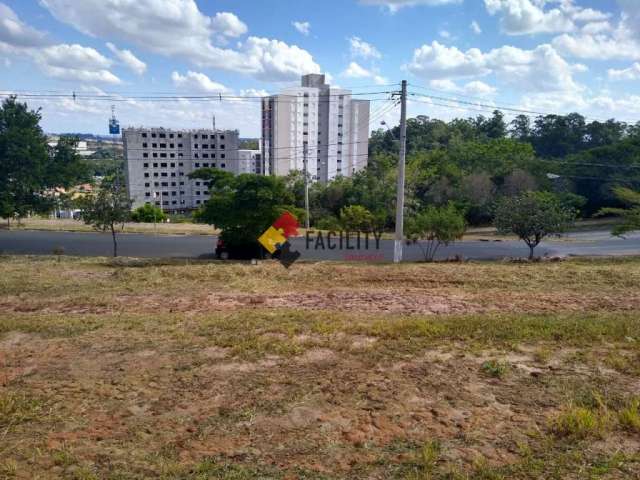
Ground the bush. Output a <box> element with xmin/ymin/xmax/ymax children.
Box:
<box><xmin>406</xmin><ymin>203</ymin><xmax>466</xmax><ymax>262</ymax></box>
<box><xmin>340</xmin><ymin>205</ymin><xmax>375</xmax><ymax>232</ymax></box>
<box><xmin>131</xmin><ymin>204</ymin><xmax>167</xmax><ymax>223</ymax></box>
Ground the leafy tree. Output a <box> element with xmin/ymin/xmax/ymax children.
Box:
<box><xmin>0</xmin><ymin>97</ymin><xmax>50</xmax><ymax>223</ymax></box>
<box><xmin>192</xmin><ymin>172</ymin><xmax>296</xmax><ymax>258</ymax></box>
<box><xmin>339</xmin><ymin>205</ymin><xmax>375</xmax><ymax>232</ymax></box>
<box><xmin>494</xmin><ymin>191</ymin><xmax>576</xmax><ymax>259</ymax></box>
<box><xmin>131</xmin><ymin>204</ymin><xmax>166</xmax><ymax>223</ymax></box>
<box><xmin>406</xmin><ymin>203</ymin><xmax>466</xmax><ymax>262</ymax></box>
<box><xmin>0</xmin><ymin>97</ymin><xmax>88</xmax><ymax>225</ymax></box>
<box><xmin>78</xmin><ymin>174</ymin><xmax>132</xmax><ymax>257</ymax></box>
<box><xmin>596</xmin><ymin>187</ymin><xmax>640</xmax><ymax>236</ymax></box>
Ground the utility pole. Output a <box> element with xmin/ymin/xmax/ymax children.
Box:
<box><xmin>394</xmin><ymin>80</ymin><xmax>408</xmax><ymax>264</ymax></box>
<box><xmin>303</xmin><ymin>141</ymin><xmax>310</xmax><ymax>230</ymax></box>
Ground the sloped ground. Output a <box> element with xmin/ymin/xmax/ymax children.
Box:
<box><xmin>1</xmin><ymin>256</ymin><xmax>640</xmax><ymax>479</ymax></box>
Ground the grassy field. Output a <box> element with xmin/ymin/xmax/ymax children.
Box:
<box><xmin>1</xmin><ymin>255</ymin><xmax>640</xmax><ymax>479</ymax></box>
<box><xmin>1</xmin><ymin>217</ymin><xmax>217</xmax><ymax>236</ymax></box>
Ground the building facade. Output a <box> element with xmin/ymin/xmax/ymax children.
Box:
<box><xmin>261</xmin><ymin>74</ymin><xmax>370</xmax><ymax>182</ymax></box>
<box><xmin>237</xmin><ymin>150</ymin><xmax>262</xmax><ymax>174</ymax></box>
<box><xmin>123</xmin><ymin>127</ymin><xmax>239</xmax><ymax>211</ymax></box>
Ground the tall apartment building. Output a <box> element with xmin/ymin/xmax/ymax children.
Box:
<box><xmin>123</xmin><ymin>127</ymin><xmax>239</xmax><ymax>211</ymax></box>
<box><xmin>261</xmin><ymin>74</ymin><xmax>370</xmax><ymax>182</ymax></box>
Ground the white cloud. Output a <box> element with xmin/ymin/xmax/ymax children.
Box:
<box><xmin>484</xmin><ymin>0</ymin><xmax>609</xmax><ymax>36</ymax></box>
<box><xmin>292</xmin><ymin>21</ymin><xmax>311</xmax><ymax>36</ymax></box>
<box><xmin>349</xmin><ymin>36</ymin><xmax>381</xmax><ymax>59</ymax></box>
<box><xmin>470</xmin><ymin>21</ymin><xmax>482</xmax><ymax>34</ymax></box>
<box><xmin>0</xmin><ymin>2</ymin><xmax>48</xmax><ymax>47</ymax></box>
<box><xmin>406</xmin><ymin>41</ymin><xmax>583</xmax><ymax>93</ymax></box>
<box><xmin>439</xmin><ymin>30</ymin><xmax>451</xmax><ymax>39</ymax></box>
<box><xmin>430</xmin><ymin>78</ymin><xmax>496</xmax><ymax>96</ymax></box>
<box><xmin>342</xmin><ymin>61</ymin><xmax>389</xmax><ymax>85</ymax></box>
<box><xmin>343</xmin><ymin>61</ymin><xmax>371</xmax><ymax>78</ymax></box>
<box><xmin>32</xmin><ymin>43</ymin><xmax>121</xmax><ymax>84</ymax></box>
<box><xmin>210</xmin><ymin>12</ymin><xmax>247</xmax><ymax>38</ymax></box>
<box><xmin>171</xmin><ymin>71</ymin><xmax>228</xmax><ymax>92</ymax></box>
<box><xmin>39</xmin><ymin>0</ymin><xmax>320</xmax><ymax>82</ymax></box>
<box><xmin>106</xmin><ymin>42</ymin><xmax>146</xmax><ymax>75</ymax></box>
<box><xmin>359</xmin><ymin>0</ymin><xmax>461</xmax><ymax>13</ymax></box>
<box><xmin>608</xmin><ymin>62</ymin><xmax>640</xmax><ymax>81</ymax></box>
<box><xmin>553</xmin><ymin>32</ymin><xmax>640</xmax><ymax>60</ymax></box>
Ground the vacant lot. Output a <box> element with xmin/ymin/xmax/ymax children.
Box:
<box><xmin>1</xmin><ymin>256</ymin><xmax>640</xmax><ymax>479</ymax></box>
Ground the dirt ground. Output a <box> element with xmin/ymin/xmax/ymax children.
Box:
<box><xmin>1</xmin><ymin>256</ymin><xmax>640</xmax><ymax>479</ymax></box>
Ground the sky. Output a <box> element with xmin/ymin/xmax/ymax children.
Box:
<box><xmin>1</xmin><ymin>0</ymin><xmax>639</xmax><ymax>137</ymax></box>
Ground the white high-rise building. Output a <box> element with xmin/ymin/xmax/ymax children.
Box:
<box><xmin>261</xmin><ymin>74</ymin><xmax>370</xmax><ymax>182</ymax></box>
<box><xmin>123</xmin><ymin>127</ymin><xmax>239</xmax><ymax>211</ymax></box>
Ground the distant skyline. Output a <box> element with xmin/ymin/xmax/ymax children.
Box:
<box><xmin>1</xmin><ymin>0</ymin><xmax>639</xmax><ymax>136</ymax></box>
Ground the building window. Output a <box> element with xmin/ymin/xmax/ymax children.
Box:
<box><xmin>142</xmin><ymin>142</ymin><xmax>148</xmax><ymax>148</ymax></box>
<box><xmin>203</xmin><ymin>153</ymin><xmax>209</xmax><ymax>159</ymax></box>
<box><xmin>142</xmin><ymin>133</ymin><xmax>147</xmax><ymax>138</ymax></box>
<box><xmin>177</xmin><ymin>133</ymin><xmax>182</xmax><ymax>138</ymax></box>
<box><xmin>221</xmin><ymin>163</ymin><xmax>226</xmax><ymax>168</ymax></box>
<box><xmin>144</xmin><ymin>173</ymin><xmax>150</xmax><ymax>178</ymax></box>
<box><xmin>194</xmin><ymin>134</ymin><xmax>198</xmax><ymax>139</ymax></box>
<box><xmin>153</xmin><ymin>173</ymin><xmax>159</xmax><ymax>177</ymax></box>
<box><xmin>203</xmin><ymin>163</ymin><xmax>209</xmax><ymax>167</ymax></box>
<box><xmin>151</xmin><ymin>133</ymin><xmax>157</xmax><ymax>138</ymax></box>
<box><xmin>170</xmin><ymin>153</ymin><xmax>175</xmax><ymax>158</ymax></box>
<box><xmin>195</xmin><ymin>182</ymin><xmax>201</xmax><ymax>186</ymax></box>
<box><xmin>203</xmin><ymin>144</ymin><xmax>208</xmax><ymax>149</ymax></box>
<box><xmin>196</xmin><ymin>200</ymin><xmax>201</xmax><ymax>205</ymax></box>
<box><xmin>160</xmin><ymin>163</ymin><xmax>167</xmax><ymax>168</ymax></box>
<box><xmin>220</xmin><ymin>135</ymin><xmax>225</xmax><ymax>140</ymax></box>
<box><xmin>160</xmin><ymin>143</ymin><xmax>166</xmax><ymax>148</ymax></box>
<box><xmin>194</xmin><ymin>144</ymin><xmax>199</xmax><ymax>149</ymax></box>
<box><xmin>159</xmin><ymin>133</ymin><xmax>166</xmax><ymax>138</ymax></box>
<box><xmin>195</xmin><ymin>163</ymin><xmax>200</xmax><ymax>168</ymax></box>
<box><xmin>221</xmin><ymin>154</ymin><xmax>225</xmax><ymax>159</ymax></box>
<box><xmin>161</xmin><ymin>172</ymin><xmax>168</xmax><ymax>177</ymax></box>
<box><xmin>169</xmin><ymin>133</ymin><xmax>174</xmax><ymax>139</ymax></box>
<box><xmin>178</xmin><ymin>162</ymin><xmax>183</xmax><ymax>167</ymax></box>
<box><xmin>153</xmin><ymin>153</ymin><xmax>158</xmax><ymax>158</ymax></box>
<box><xmin>202</xmin><ymin>134</ymin><xmax>208</xmax><ymax>139</ymax></box>
<box><xmin>161</xmin><ymin>182</ymin><xmax>168</xmax><ymax>187</ymax></box>
<box><xmin>143</xmin><ymin>153</ymin><xmax>148</xmax><ymax>158</ymax></box>
<box><xmin>194</xmin><ymin>153</ymin><xmax>199</xmax><ymax>158</ymax></box>
<box><xmin>160</xmin><ymin>153</ymin><xmax>167</xmax><ymax>158</ymax></box>
<box><xmin>153</xmin><ymin>163</ymin><xmax>158</xmax><ymax>168</ymax></box>
<box><xmin>178</xmin><ymin>153</ymin><xmax>183</xmax><ymax>158</ymax></box>
<box><xmin>170</xmin><ymin>172</ymin><xmax>176</xmax><ymax>177</ymax></box>
<box><xmin>145</xmin><ymin>192</ymin><xmax>151</xmax><ymax>197</ymax></box>
<box><xmin>178</xmin><ymin>143</ymin><xmax>183</xmax><ymax>148</ymax></box>
<box><xmin>154</xmin><ymin>182</ymin><xmax>159</xmax><ymax>187</ymax></box>
<box><xmin>220</xmin><ymin>144</ymin><xmax>225</xmax><ymax>149</ymax></box>
<box><xmin>195</xmin><ymin>191</ymin><xmax>200</xmax><ymax>195</ymax></box>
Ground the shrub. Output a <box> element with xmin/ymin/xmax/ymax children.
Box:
<box><xmin>406</xmin><ymin>203</ymin><xmax>466</xmax><ymax>262</ymax></box>
<box><xmin>131</xmin><ymin>204</ymin><xmax>167</xmax><ymax>223</ymax></box>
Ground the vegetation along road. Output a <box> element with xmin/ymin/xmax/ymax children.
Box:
<box><xmin>0</xmin><ymin>229</ymin><xmax>639</xmax><ymax>261</ymax></box>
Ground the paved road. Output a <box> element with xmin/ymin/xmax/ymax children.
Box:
<box><xmin>1</xmin><ymin>229</ymin><xmax>639</xmax><ymax>261</ymax></box>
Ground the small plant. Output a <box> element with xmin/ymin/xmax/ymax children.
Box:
<box><xmin>618</xmin><ymin>398</ymin><xmax>640</xmax><ymax>432</ymax></box>
<box><xmin>0</xmin><ymin>392</ymin><xmax>42</xmax><ymax>429</ymax></box>
<box><xmin>481</xmin><ymin>360</ymin><xmax>509</xmax><ymax>378</ymax></box>
<box><xmin>551</xmin><ymin>405</ymin><xmax>609</xmax><ymax>439</ymax></box>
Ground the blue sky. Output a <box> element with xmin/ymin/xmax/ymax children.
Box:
<box><xmin>1</xmin><ymin>0</ymin><xmax>639</xmax><ymax>136</ymax></box>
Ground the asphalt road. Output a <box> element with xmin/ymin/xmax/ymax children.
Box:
<box><xmin>1</xmin><ymin>229</ymin><xmax>639</xmax><ymax>261</ymax></box>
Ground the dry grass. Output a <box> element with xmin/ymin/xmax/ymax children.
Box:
<box><xmin>2</xmin><ymin>217</ymin><xmax>217</xmax><ymax>235</ymax></box>
<box><xmin>1</xmin><ymin>256</ymin><xmax>640</xmax><ymax>478</ymax></box>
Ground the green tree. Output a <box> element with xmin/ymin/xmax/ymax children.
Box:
<box><xmin>406</xmin><ymin>203</ymin><xmax>466</xmax><ymax>262</ymax></box>
<box><xmin>494</xmin><ymin>191</ymin><xmax>576</xmax><ymax>259</ymax></box>
<box><xmin>192</xmin><ymin>172</ymin><xmax>296</xmax><ymax>258</ymax></box>
<box><xmin>78</xmin><ymin>174</ymin><xmax>132</xmax><ymax>257</ymax></box>
<box><xmin>0</xmin><ymin>97</ymin><xmax>49</xmax><ymax>224</ymax></box>
<box><xmin>0</xmin><ymin>97</ymin><xmax>88</xmax><ymax>225</ymax></box>
<box><xmin>596</xmin><ymin>187</ymin><xmax>640</xmax><ymax>236</ymax></box>
<box><xmin>339</xmin><ymin>205</ymin><xmax>375</xmax><ymax>232</ymax></box>
<box><xmin>131</xmin><ymin>204</ymin><xmax>166</xmax><ymax>223</ymax></box>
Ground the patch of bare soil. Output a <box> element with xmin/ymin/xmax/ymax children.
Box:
<box><xmin>2</xmin><ymin>332</ymin><xmax>639</xmax><ymax>478</ymax></box>
<box><xmin>3</xmin><ymin>287</ymin><xmax>640</xmax><ymax>317</ymax></box>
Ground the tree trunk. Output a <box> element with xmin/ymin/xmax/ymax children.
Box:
<box><xmin>111</xmin><ymin>224</ymin><xmax>118</xmax><ymax>257</ymax></box>
<box><xmin>529</xmin><ymin>244</ymin><xmax>535</xmax><ymax>260</ymax></box>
